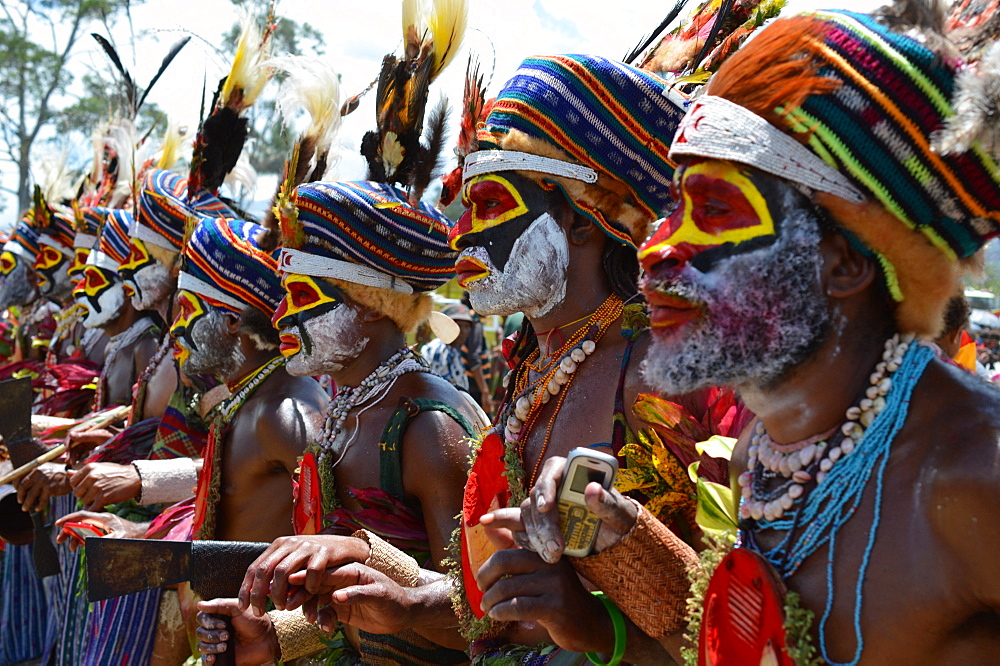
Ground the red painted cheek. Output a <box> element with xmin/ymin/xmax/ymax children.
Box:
<box><xmin>685</xmin><ymin>175</ymin><xmax>762</xmax><ymax>234</ymax></box>
<box><xmin>272</xmin><ymin>296</ymin><xmax>291</xmax><ymax>328</ymax></box>
<box><xmin>471</xmin><ymin>180</ymin><xmax>521</xmax><ymax>221</ymax></box>
<box><xmin>449</xmin><ymin>210</ymin><xmax>473</xmax><ymax>249</ymax></box>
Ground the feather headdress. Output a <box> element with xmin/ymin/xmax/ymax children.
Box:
<box><xmin>360</xmin><ymin>0</ymin><xmax>466</xmax><ymax>202</ymax></box>
<box><xmin>91</xmin><ymin>32</ymin><xmax>192</xmax><ymax>121</ymax></box>
<box><xmin>188</xmin><ymin>10</ymin><xmax>276</xmax><ymax>199</ymax></box>
<box><xmin>438</xmin><ymin>55</ymin><xmax>491</xmax><ymax>206</ymax></box>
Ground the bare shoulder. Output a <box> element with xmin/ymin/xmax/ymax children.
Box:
<box><xmin>392</xmin><ymin>370</ymin><xmax>488</xmax><ymax>430</ymax></box>
<box><xmin>909</xmin><ymin>360</ymin><xmax>1000</xmax><ymax>599</ymax></box>
<box><xmin>249</xmin><ymin>370</ymin><xmax>328</xmax><ymax>441</ymax></box>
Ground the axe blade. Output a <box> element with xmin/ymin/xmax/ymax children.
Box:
<box><xmin>0</xmin><ymin>378</ymin><xmax>38</xmax><ymax>463</ymax></box>
<box><xmin>85</xmin><ymin>538</ymin><xmax>191</xmax><ymax>602</ymax></box>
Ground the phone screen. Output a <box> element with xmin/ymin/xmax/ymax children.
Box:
<box><xmin>569</xmin><ymin>464</ymin><xmax>606</xmax><ymax>494</ymax></box>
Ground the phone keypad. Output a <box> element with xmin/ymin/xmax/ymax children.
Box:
<box><xmin>558</xmin><ymin>500</ymin><xmax>599</xmax><ymax>551</ymax></box>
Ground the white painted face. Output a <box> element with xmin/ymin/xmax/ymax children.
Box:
<box><xmin>282</xmin><ymin>304</ymin><xmax>370</xmax><ymax>377</ymax></box>
<box><xmin>79</xmin><ymin>281</ymin><xmax>126</xmax><ymax>329</ymax></box>
<box><xmin>460</xmin><ymin>212</ymin><xmax>569</xmax><ymax>318</ymax></box>
<box><xmin>128</xmin><ymin>262</ymin><xmax>174</xmax><ymax>311</ymax></box>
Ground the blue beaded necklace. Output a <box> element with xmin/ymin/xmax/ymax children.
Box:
<box><xmin>743</xmin><ymin>339</ymin><xmax>935</xmax><ymax>666</ymax></box>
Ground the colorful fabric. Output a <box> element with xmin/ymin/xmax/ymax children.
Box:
<box><xmin>136</xmin><ymin>169</ymin><xmax>236</xmax><ymax>251</ymax></box>
<box><xmin>148</xmin><ymin>386</ymin><xmax>211</xmax><ymax>460</ymax></box>
<box><xmin>81</xmin><ymin>588</ymin><xmax>162</xmax><ymax>665</ymax></box>
<box><xmin>0</xmin><ymin>542</ymin><xmax>49</xmax><ymax>664</ymax></box>
<box><xmin>422</xmin><ymin>338</ymin><xmax>470</xmax><ymax>390</ymax></box>
<box><xmin>94</xmin><ymin>209</ymin><xmax>132</xmax><ymax>270</ymax></box>
<box><xmin>475</xmin><ymin>54</ymin><xmax>686</xmax><ymax>248</ymax></box>
<box><xmin>4</xmin><ymin>217</ymin><xmax>41</xmax><ymax>262</ymax></box>
<box><xmin>695</xmin><ymin>10</ymin><xmax>1000</xmax><ymax>261</ymax></box>
<box><xmin>281</xmin><ymin>181</ymin><xmax>456</xmax><ymax>292</ymax></box>
<box><xmin>72</xmin><ymin>206</ymin><xmax>109</xmax><ymax>248</ymax></box>
<box><xmin>180</xmin><ymin>216</ymin><xmax>283</xmax><ymax>316</ymax></box>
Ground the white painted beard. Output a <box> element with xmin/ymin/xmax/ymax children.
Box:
<box><xmin>283</xmin><ymin>305</ymin><xmax>370</xmax><ymax>377</ymax></box>
<box><xmin>462</xmin><ymin>213</ymin><xmax>569</xmax><ymax>318</ymax></box>
<box><xmin>641</xmin><ymin>204</ymin><xmax>832</xmax><ymax>396</ymax></box>
<box><xmin>184</xmin><ymin>309</ymin><xmax>245</xmax><ymax>379</ymax></box>
<box><xmin>80</xmin><ymin>282</ymin><xmax>126</xmax><ymax>329</ymax></box>
<box><xmin>129</xmin><ymin>262</ymin><xmax>174</xmax><ymax>311</ymax></box>
<box><xmin>44</xmin><ymin>266</ymin><xmax>74</xmax><ymax>301</ymax></box>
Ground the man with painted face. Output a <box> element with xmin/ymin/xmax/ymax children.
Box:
<box><xmin>515</xmin><ymin>6</ymin><xmax>1000</xmax><ymax>664</ymax></box>
<box><xmin>206</xmin><ymin>54</ymin><xmax>720</xmax><ymax>665</ymax></box>
<box><xmin>0</xmin><ymin>214</ymin><xmax>44</xmax><ymax>357</ymax></box>
<box><xmin>195</xmin><ymin>180</ymin><xmax>488</xmax><ymax>664</ymax></box>
<box><xmin>73</xmin><ymin>209</ymin><xmax>159</xmax><ymax>409</ymax></box>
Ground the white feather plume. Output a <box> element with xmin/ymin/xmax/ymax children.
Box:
<box><xmin>108</xmin><ymin>118</ymin><xmax>140</xmax><ymax>207</ymax></box>
<box><xmin>269</xmin><ymin>55</ymin><xmax>343</xmax><ymax>176</ymax></box>
<box><xmin>933</xmin><ymin>41</ymin><xmax>1000</xmax><ymax>160</ymax></box>
<box><xmin>35</xmin><ymin>150</ymin><xmax>77</xmax><ymax>204</ymax></box>
<box><xmin>224</xmin><ymin>150</ymin><xmax>258</xmax><ymax>201</ymax></box>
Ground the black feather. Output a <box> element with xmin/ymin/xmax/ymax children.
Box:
<box><xmin>92</xmin><ymin>33</ymin><xmax>137</xmax><ymax>113</ymax></box>
<box><xmin>137</xmin><ymin>36</ymin><xmax>191</xmax><ymax>111</ymax></box>
<box><xmin>623</xmin><ymin>0</ymin><xmax>691</xmax><ymax>65</ymax></box>
<box><xmin>691</xmin><ymin>0</ymin><xmax>737</xmax><ymax>72</ymax></box>
<box><xmin>411</xmin><ymin>97</ymin><xmax>449</xmax><ymax>203</ymax></box>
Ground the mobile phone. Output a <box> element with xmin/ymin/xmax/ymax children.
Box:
<box><xmin>557</xmin><ymin>447</ymin><xmax>619</xmax><ymax>558</ymax></box>
<box><xmin>61</xmin><ymin>521</ymin><xmax>108</xmax><ymax>546</ymax></box>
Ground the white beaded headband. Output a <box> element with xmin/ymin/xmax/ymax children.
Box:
<box><xmin>463</xmin><ymin>150</ymin><xmax>599</xmax><ymax>185</ymax></box>
<box><xmin>279</xmin><ymin>248</ymin><xmax>414</xmax><ymax>295</ymax></box>
<box><xmin>2</xmin><ymin>241</ymin><xmax>33</xmax><ymax>262</ymax></box>
<box><xmin>86</xmin><ymin>249</ymin><xmax>120</xmax><ymax>273</ymax></box>
<box><xmin>37</xmin><ymin>234</ymin><xmax>75</xmax><ymax>258</ymax></box>
<box><xmin>177</xmin><ymin>271</ymin><xmax>246</xmax><ymax>312</ymax></box>
<box><xmin>669</xmin><ymin>95</ymin><xmax>866</xmax><ymax>204</ymax></box>
<box><xmin>73</xmin><ymin>233</ymin><xmax>98</xmax><ymax>250</ymax></box>
<box><xmin>129</xmin><ymin>219</ymin><xmax>180</xmax><ymax>252</ymax></box>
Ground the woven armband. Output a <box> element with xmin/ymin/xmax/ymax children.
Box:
<box><xmin>133</xmin><ymin>458</ymin><xmax>198</xmax><ymax>505</ymax></box>
<box><xmin>268</xmin><ymin>609</ymin><xmax>329</xmax><ymax>662</ymax></box>
<box><xmin>352</xmin><ymin>529</ymin><xmax>420</xmax><ymax>587</ymax></box>
<box><xmin>571</xmin><ymin>501</ymin><xmax>697</xmax><ymax>638</ymax></box>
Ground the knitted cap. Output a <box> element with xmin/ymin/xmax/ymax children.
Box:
<box><xmin>670</xmin><ymin>9</ymin><xmax>1000</xmax><ymax>335</ymax></box>
<box><xmin>279</xmin><ymin>180</ymin><xmax>456</xmax><ymax>293</ymax></box>
<box><xmin>73</xmin><ymin>206</ymin><xmax>110</xmax><ymax>250</ymax></box>
<box><xmin>3</xmin><ymin>217</ymin><xmax>39</xmax><ymax>263</ymax></box>
<box><xmin>135</xmin><ymin>169</ymin><xmax>237</xmax><ymax>252</ymax></box>
<box><xmin>37</xmin><ymin>204</ymin><xmax>76</xmax><ymax>257</ymax></box>
<box><xmin>471</xmin><ymin>54</ymin><xmax>686</xmax><ymax>248</ymax></box>
<box><xmin>179</xmin><ymin>217</ymin><xmax>282</xmax><ymax>316</ymax></box>
<box><xmin>88</xmin><ymin>209</ymin><xmax>132</xmax><ymax>273</ymax></box>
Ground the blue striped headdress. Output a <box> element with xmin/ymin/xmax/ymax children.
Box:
<box><xmin>3</xmin><ymin>216</ymin><xmax>39</xmax><ymax>263</ymax></box>
<box><xmin>179</xmin><ymin>217</ymin><xmax>282</xmax><ymax>316</ymax></box>
<box><xmin>135</xmin><ymin>169</ymin><xmax>236</xmax><ymax>252</ymax></box>
<box><xmin>88</xmin><ymin>210</ymin><xmax>132</xmax><ymax>273</ymax></box>
<box><xmin>279</xmin><ymin>181</ymin><xmax>457</xmax><ymax>293</ymax></box>
<box><xmin>467</xmin><ymin>54</ymin><xmax>687</xmax><ymax>249</ymax></box>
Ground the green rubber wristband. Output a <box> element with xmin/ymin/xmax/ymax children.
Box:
<box><xmin>586</xmin><ymin>591</ymin><xmax>626</xmax><ymax>666</ymax></box>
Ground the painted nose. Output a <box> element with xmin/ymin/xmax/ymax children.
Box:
<box><xmin>638</xmin><ymin>240</ymin><xmax>709</xmax><ymax>275</ymax></box>
<box><xmin>271</xmin><ymin>296</ymin><xmax>296</xmax><ymax>330</ymax></box>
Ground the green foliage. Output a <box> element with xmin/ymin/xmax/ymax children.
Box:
<box><xmin>0</xmin><ymin>0</ymin><xmax>141</xmax><ymax>211</ymax></box>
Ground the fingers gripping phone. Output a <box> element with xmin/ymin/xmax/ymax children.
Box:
<box><xmin>557</xmin><ymin>447</ymin><xmax>619</xmax><ymax>558</ymax></box>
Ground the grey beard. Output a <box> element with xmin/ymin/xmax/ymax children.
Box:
<box><xmin>80</xmin><ymin>282</ymin><xmax>126</xmax><ymax>329</ymax></box>
<box><xmin>184</xmin><ymin>309</ymin><xmax>245</xmax><ymax>380</ymax></box>
<box><xmin>46</xmin><ymin>268</ymin><xmax>74</xmax><ymax>301</ymax></box>
<box><xmin>0</xmin><ymin>261</ymin><xmax>38</xmax><ymax>310</ymax></box>
<box><xmin>641</xmin><ymin>195</ymin><xmax>831</xmax><ymax>395</ymax></box>
<box><xmin>130</xmin><ymin>262</ymin><xmax>174</xmax><ymax>311</ymax></box>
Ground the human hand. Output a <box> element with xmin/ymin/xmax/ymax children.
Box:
<box><xmin>67</xmin><ymin>462</ymin><xmax>140</xmax><ymax>510</ymax></box>
<box><xmin>306</xmin><ymin>562</ymin><xmax>413</xmax><ymax>635</ymax></box>
<box><xmin>238</xmin><ymin>535</ymin><xmax>370</xmax><ymax>617</ymax></box>
<box><xmin>66</xmin><ymin>426</ymin><xmax>114</xmax><ymax>448</ymax></box>
<box><xmin>486</xmin><ymin>455</ymin><xmax>638</xmax><ymax>564</ymax></box>
<box><xmin>14</xmin><ymin>462</ymin><xmax>71</xmax><ymax>512</ymax></box>
<box><xmin>475</xmin><ymin>548</ymin><xmax>613</xmax><ymax>654</ymax></box>
<box><xmin>196</xmin><ymin>598</ymin><xmax>279</xmax><ymax>665</ymax></box>
<box><xmin>54</xmin><ymin>510</ymin><xmax>146</xmax><ymax>551</ymax></box>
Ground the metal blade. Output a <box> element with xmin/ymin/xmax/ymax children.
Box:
<box><xmin>189</xmin><ymin>540</ymin><xmax>269</xmax><ymax>600</ymax></box>
<box><xmin>85</xmin><ymin>538</ymin><xmax>191</xmax><ymax>602</ymax></box>
<box><xmin>0</xmin><ymin>378</ymin><xmax>39</xmax><ymax>465</ymax></box>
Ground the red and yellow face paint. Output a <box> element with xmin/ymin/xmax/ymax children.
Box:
<box><xmin>68</xmin><ymin>247</ymin><xmax>91</xmax><ymax>277</ymax></box>
<box><xmin>0</xmin><ymin>251</ymin><xmax>19</xmax><ymax>277</ymax></box>
<box><xmin>75</xmin><ymin>265</ymin><xmax>115</xmax><ymax>302</ymax></box>
<box><xmin>119</xmin><ymin>237</ymin><xmax>155</xmax><ymax>278</ymax></box>
<box><xmin>639</xmin><ymin>160</ymin><xmax>777</xmax><ymax>272</ymax></box>
<box><xmin>272</xmin><ymin>273</ymin><xmax>344</xmax><ymax>357</ymax></box>
<box><xmin>34</xmin><ymin>245</ymin><xmax>67</xmax><ymax>291</ymax></box>
<box><xmin>170</xmin><ymin>290</ymin><xmax>209</xmax><ymax>368</ymax></box>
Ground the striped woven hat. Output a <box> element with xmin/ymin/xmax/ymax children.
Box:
<box><xmin>279</xmin><ymin>181</ymin><xmax>456</xmax><ymax>293</ymax></box>
<box><xmin>36</xmin><ymin>204</ymin><xmax>76</xmax><ymax>258</ymax></box>
<box><xmin>88</xmin><ymin>209</ymin><xmax>132</xmax><ymax>273</ymax></box>
<box><xmin>669</xmin><ymin>9</ymin><xmax>1000</xmax><ymax>335</ymax></box>
<box><xmin>73</xmin><ymin>206</ymin><xmax>110</xmax><ymax>250</ymax></box>
<box><xmin>3</xmin><ymin>216</ymin><xmax>39</xmax><ymax>262</ymax></box>
<box><xmin>180</xmin><ymin>217</ymin><xmax>282</xmax><ymax>316</ymax></box>
<box><xmin>135</xmin><ymin>169</ymin><xmax>236</xmax><ymax>252</ymax></box>
<box><xmin>469</xmin><ymin>54</ymin><xmax>687</xmax><ymax>249</ymax></box>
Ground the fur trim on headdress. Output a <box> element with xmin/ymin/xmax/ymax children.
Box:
<box><xmin>495</xmin><ymin>129</ymin><xmax>653</xmax><ymax>246</ymax></box>
<box><xmin>328</xmin><ymin>278</ymin><xmax>433</xmax><ymax>334</ymax></box>
<box><xmin>932</xmin><ymin>41</ymin><xmax>1000</xmax><ymax>160</ymax></box>
<box><xmin>817</xmin><ymin>193</ymin><xmax>969</xmax><ymax>337</ymax></box>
